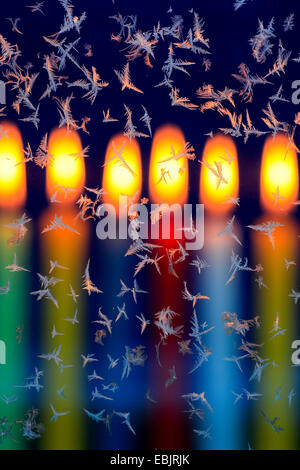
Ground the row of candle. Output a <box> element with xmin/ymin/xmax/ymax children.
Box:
<box><xmin>0</xmin><ymin>120</ymin><xmax>298</xmax><ymax>449</ymax></box>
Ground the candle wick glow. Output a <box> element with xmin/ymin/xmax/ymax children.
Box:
<box><xmin>260</xmin><ymin>134</ymin><xmax>299</xmax><ymax>213</ymax></box>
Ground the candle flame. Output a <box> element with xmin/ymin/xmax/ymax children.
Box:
<box><xmin>149</xmin><ymin>124</ymin><xmax>188</xmax><ymax>205</ymax></box>
<box><xmin>260</xmin><ymin>134</ymin><xmax>298</xmax><ymax>213</ymax></box>
<box><xmin>46</xmin><ymin>127</ymin><xmax>85</xmax><ymax>203</ymax></box>
<box><xmin>200</xmin><ymin>134</ymin><xmax>239</xmax><ymax>213</ymax></box>
<box><xmin>102</xmin><ymin>134</ymin><xmax>142</xmax><ymax>210</ymax></box>
<box><xmin>0</xmin><ymin>121</ymin><xmax>26</xmax><ymax>209</ymax></box>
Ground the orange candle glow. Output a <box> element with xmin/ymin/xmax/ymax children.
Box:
<box><xmin>102</xmin><ymin>134</ymin><xmax>142</xmax><ymax>211</ymax></box>
<box><xmin>46</xmin><ymin>127</ymin><xmax>85</xmax><ymax>204</ymax></box>
<box><xmin>260</xmin><ymin>134</ymin><xmax>298</xmax><ymax>213</ymax></box>
<box><xmin>149</xmin><ymin>124</ymin><xmax>188</xmax><ymax>206</ymax></box>
<box><xmin>0</xmin><ymin>121</ymin><xmax>26</xmax><ymax>210</ymax></box>
<box><xmin>200</xmin><ymin>134</ymin><xmax>239</xmax><ymax>213</ymax></box>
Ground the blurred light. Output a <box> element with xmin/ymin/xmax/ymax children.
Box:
<box><xmin>0</xmin><ymin>121</ymin><xmax>26</xmax><ymax>209</ymax></box>
<box><xmin>260</xmin><ymin>134</ymin><xmax>298</xmax><ymax>213</ymax></box>
<box><xmin>102</xmin><ymin>134</ymin><xmax>142</xmax><ymax>211</ymax></box>
<box><xmin>149</xmin><ymin>125</ymin><xmax>188</xmax><ymax>205</ymax></box>
<box><xmin>46</xmin><ymin>127</ymin><xmax>85</xmax><ymax>203</ymax></box>
<box><xmin>200</xmin><ymin>134</ymin><xmax>239</xmax><ymax>213</ymax></box>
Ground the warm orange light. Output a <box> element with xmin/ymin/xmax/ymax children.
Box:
<box><xmin>0</xmin><ymin>121</ymin><xmax>26</xmax><ymax>209</ymax></box>
<box><xmin>200</xmin><ymin>134</ymin><xmax>239</xmax><ymax>213</ymax></box>
<box><xmin>46</xmin><ymin>127</ymin><xmax>85</xmax><ymax>203</ymax></box>
<box><xmin>149</xmin><ymin>125</ymin><xmax>188</xmax><ymax>205</ymax></box>
<box><xmin>102</xmin><ymin>134</ymin><xmax>142</xmax><ymax>210</ymax></box>
<box><xmin>260</xmin><ymin>134</ymin><xmax>298</xmax><ymax>213</ymax></box>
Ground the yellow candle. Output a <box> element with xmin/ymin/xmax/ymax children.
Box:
<box><xmin>253</xmin><ymin>134</ymin><xmax>298</xmax><ymax>450</ymax></box>
<box><xmin>39</xmin><ymin>127</ymin><xmax>88</xmax><ymax>450</ymax></box>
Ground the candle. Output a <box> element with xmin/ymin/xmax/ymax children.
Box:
<box><xmin>251</xmin><ymin>134</ymin><xmax>298</xmax><ymax>450</ymax></box>
<box><xmin>39</xmin><ymin>127</ymin><xmax>88</xmax><ymax>450</ymax></box>
<box><xmin>148</xmin><ymin>124</ymin><xmax>189</xmax><ymax>449</ymax></box>
<box><xmin>102</xmin><ymin>134</ymin><xmax>142</xmax><ymax>210</ymax></box>
<box><xmin>94</xmin><ymin>133</ymin><xmax>143</xmax><ymax>450</ymax></box>
<box><xmin>0</xmin><ymin>122</ymin><xmax>30</xmax><ymax>449</ymax></box>
<box><xmin>199</xmin><ymin>134</ymin><xmax>245</xmax><ymax>449</ymax></box>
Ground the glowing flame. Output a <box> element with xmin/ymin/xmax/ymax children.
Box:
<box><xmin>149</xmin><ymin>125</ymin><xmax>188</xmax><ymax>205</ymax></box>
<box><xmin>200</xmin><ymin>134</ymin><xmax>239</xmax><ymax>213</ymax></box>
<box><xmin>260</xmin><ymin>134</ymin><xmax>298</xmax><ymax>213</ymax></box>
<box><xmin>0</xmin><ymin>121</ymin><xmax>26</xmax><ymax>209</ymax></box>
<box><xmin>46</xmin><ymin>127</ymin><xmax>85</xmax><ymax>203</ymax></box>
<box><xmin>102</xmin><ymin>134</ymin><xmax>142</xmax><ymax>210</ymax></box>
